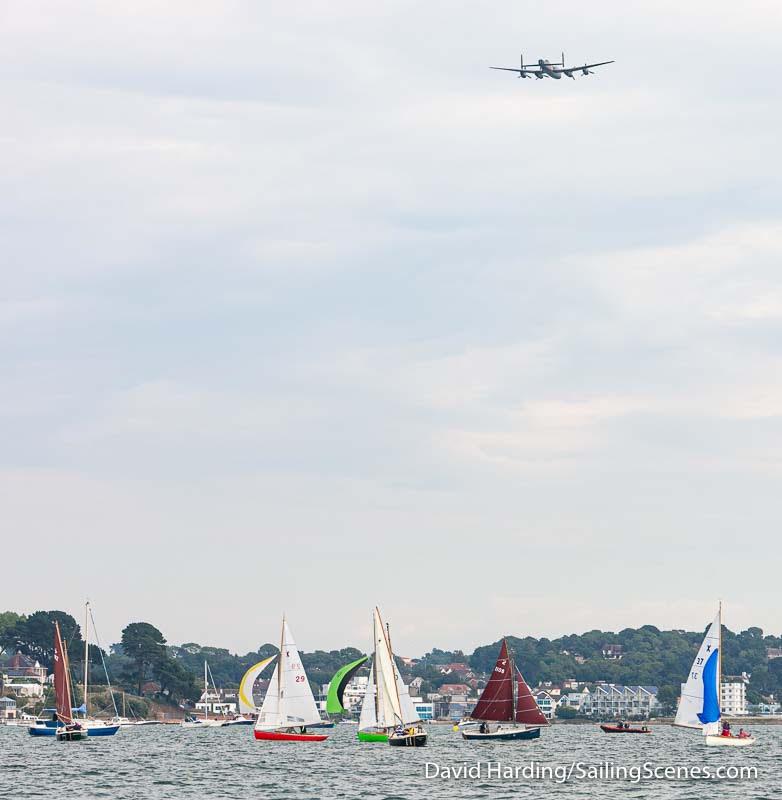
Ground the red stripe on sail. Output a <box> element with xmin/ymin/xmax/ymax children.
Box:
<box><xmin>53</xmin><ymin>621</ymin><xmax>73</xmax><ymax>725</ymax></box>
<box><xmin>471</xmin><ymin>639</ymin><xmax>514</xmax><ymax>721</ymax></box>
<box><xmin>515</xmin><ymin>669</ymin><xmax>548</xmax><ymax>726</ymax></box>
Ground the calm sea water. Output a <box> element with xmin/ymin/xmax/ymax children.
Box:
<box><xmin>1</xmin><ymin>722</ymin><xmax>779</xmax><ymax>799</ymax></box>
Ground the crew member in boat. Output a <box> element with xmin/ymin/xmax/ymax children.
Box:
<box><xmin>721</xmin><ymin>721</ymin><xmax>732</xmax><ymax>737</ymax></box>
<box><xmin>737</xmin><ymin>727</ymin><xmax>750</xmax><ymax>739</ymax></box>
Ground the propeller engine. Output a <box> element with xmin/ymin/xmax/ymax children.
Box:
<box><xmin>581</xmin><ymin>65</ymin><xmax>594</xmax><ymax>76</ymax></box>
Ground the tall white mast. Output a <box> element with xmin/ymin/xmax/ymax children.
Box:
<box><xmin>718</xmin><ymin>600</ymin><xmax>723</xmax><ymax>713</ymax></box>
<box><xmin>278</xmin><ymin>615</ymin><xmax>285</xmax><ymax>725</ymax></box>
<box><xmin>83</xmin><ymin>600</ymin><xmax>90</xmax><ymax>716</ymax></box>
<box><xmin>204</xmin><ymin>661</ymin><xmax>208</xmax><ymax>720</ymax></box>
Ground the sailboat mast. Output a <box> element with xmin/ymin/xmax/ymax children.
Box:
<box><xmin>83</xmin><ymin>600</ymin><xmax>89</xmax><ymax>716</ymax></box>
<box><xmin>372</xmin><ymin>614</ymin><xmax>379</xmax><ymax>721</ymax></box>
<box><xmin>204</xmin><ymin>661</ymin><xmax>208</xmax><ymax>720</ymax></box>
<box><xmin>278</xmin><ymin>615</ymin><xmax>285</xmax><ymax>723</ymax></box>
<box><xmin>508</xmin><ymin>639</ymin><xmax>516</xmax><ymax>722</ymax></box>
<box><xmin>718</xmin><ymin>600</ymin><xmax>723</xmax><ymax>710</ymax></box>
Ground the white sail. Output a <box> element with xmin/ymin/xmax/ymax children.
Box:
<box><xmin>238</xmin><ymin>655</ymin><xmax>276</xmax><ymax>715</ymax></box>
<box><xmin>255</xmin><ymin>619</ymin><xmax>320</xmax><ymax>731</ymax></box>
<box><xmin>255</xmin><ymin>657</ymin><xmax>281</xmax><ymax>729</ymax></box>
<box><xmin>358</xmin><ymin>662</ymin><xmax>378</xmax><ymax>731</ymax></box>
<box><xmin>674</xmin><ymin>609</ymin><xmax>721</xmax><ymax>735</ymax></box>
<box><xmin>396</xmin><ymin>669</ymin><xmax>421</xmax><ymax>725</ymax></box>
<box><xmin>373</xmin><ymin>608</ymin><xmax>403</xmax><ymax>729</ymax></box>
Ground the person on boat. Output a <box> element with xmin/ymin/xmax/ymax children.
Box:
<box><xmin>479</xmin><ymin>722</ymin><xmax>487</xmax><ymax>734</ymax></box>
<box><xmin>721</xmin><ymin>721</ymin><xmax>732</xmax><ymax>737</ymax></box>
<box><xmin>738</xmin><ymin>728</ymin><xmax>750</xmax><ymax>739</ymax></box>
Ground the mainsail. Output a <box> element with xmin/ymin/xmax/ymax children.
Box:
<box><xmin>471</xmin><ymin>639</ymin><xmax>514</xmax><ymax>721</ymax></box>
<box><xmin>674</xmin><ymin>609</ymin><xmax>722</xmax><ymax>735</ymax></box>
<box><xmin>53</xmin><ymin>621</ymin><xmax>74</xmax><ymax>725</ymax></box>
<box><xmin>238</xmin><ymin>655</ymin><xmax>276</xmax><ymax>715</ymax></box>
<box><xmin>373</xmin><ymin>608</ymin><xmax>403</xmax><ymax>728</ymax></box>
<box><xmin>254</xmin><ymin>619</ymin><xmax>321</xmax><ymax>731</ymax></box>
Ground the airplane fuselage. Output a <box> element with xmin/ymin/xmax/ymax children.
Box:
<box><xmin>538</xmin><ymin>59</ymin><xmax>561</xmax><ymax>79</ymax></box>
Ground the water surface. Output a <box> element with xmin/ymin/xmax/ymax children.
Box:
<box><xmin>1</xmin><ymin>722</ymin><xmax>779</xmax><ymax>799</ymax></box>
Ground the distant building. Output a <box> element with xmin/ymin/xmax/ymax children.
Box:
<box><xmin>333</xmin><ymin>675</ymin><xmax>369</xmax><ymax>713</ymax></box>
<box><xmin>0</xmin><ymin>696</ymin><xmax>17</xmax><ymax>720</ymax></box>
<box><xmin>559</xmin><ymin>688</ymin><xmax>590</xmax><ymax>713</ymax></box>
<box><xmin>438</xmin><ymin>683</ymin><xmax>471</xmax><ymax>698</ymax></box>
<box><xmin>582</xmin><ymin>684</ymin><xmax>658</xmax><ymax>718</ymax></box>
<box><xmin>413</xmin><ymin>701</ymin><xmax>434</xmax><ymax>720</ymax></box>
<box><xmin>602</xmin><ymin>644</ymin><xmax>624</xmax><ymax>660</ymax></box>
<box><xmin>766</xmin><ymin>648</ymin><xmax>782</xmax><ymax>660</ymax></box>
<box><xmin>195</xmin><ymin>688</ymin><xmax>237</xmax><ymax>716</ymax></box>
<box><xmin>1</xmin><ymin>652</ymin><xmax>48</xmax><ymax>698</ymax></box>
<box><xmin>721</xmin><ymin>675</ymin><xmax>749</xmax><ymax>716</ymax></box>
<box><xmin>532</xmin><ymin>690</ymin><xmax>557</xmax><ymax>719</ymax></box>
<box><xmin>3</xmin><ymin>652</ymin><xmax>48</xmax><ymax>683</ymax></box>
<box><xmin>438</xmin><ymin>663</ymin><xmax>473</xmax><ymax>678</ymax></box>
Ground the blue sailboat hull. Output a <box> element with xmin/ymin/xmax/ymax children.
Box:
<box><xmin>28</xmin><ymin>723</ymin><xmax>120</xmax><ymax>737</ymax></box>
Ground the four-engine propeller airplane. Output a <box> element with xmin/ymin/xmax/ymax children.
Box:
<box><xmin>491</xmin><ymin>52</ymin><xmax>614</xmax><ymax>80</ymax></box>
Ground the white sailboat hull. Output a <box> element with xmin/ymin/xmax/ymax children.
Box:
<box><xmin>705</xmin><ymin>735</ymin><xmax>756</xmax><ymax>747</ymax></box>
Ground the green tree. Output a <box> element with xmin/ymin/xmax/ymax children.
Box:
<box><xmin>121</xmin><ymin>622</ymin><xmax>167</xmax><ymax>695</ymax></box>
<box><xmin>0</xmin><ymin>610</ymin><xmax>82</xmax><ymax>668</ymax></box>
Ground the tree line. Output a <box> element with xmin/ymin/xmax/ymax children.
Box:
<box><xmin>2</xmin><ymin>611</ymin><xmax>780</xmax><ymax>709</ymax></box>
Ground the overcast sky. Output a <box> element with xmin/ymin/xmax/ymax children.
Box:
<box><xmin>1</xmin><ymin>2</ymin><xmax>781</xmax><ymax>657</ymax></box>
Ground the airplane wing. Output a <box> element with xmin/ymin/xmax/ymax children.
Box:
<box><xmin>489</xmin><ymin>66</ymin><xmax>543</xmax><ymax>75</ymax></box>
<box><xmin>573</xmin><ymin>60</ymin><xmax>614</xmax><ymax>70</ymax></box>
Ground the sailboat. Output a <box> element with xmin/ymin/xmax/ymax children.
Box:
<box><xmin>357</xmin><ymin>607</ymin><xmax>427</xmax><ymax>746</ymax></box>
<box><xmin>674</xmin><ymin>604</ymin><xmax>755</xmax><ymax>747</ymax></box>
<box><xmin>52</xmin><ymin>621</ymin><xmax>88</xmax><ymax>742</ymax></box>
<box><xmin>253</xmin><ymin>617</ymin><xmax>328</xmax><ymax>742</ymax></box>
<box><xmin>78</xmin><ymin>601</ymin><xmax>120</xmax><ymax>736</ymax></box>
<box><xmin>460</xmin><ymin>638</ymin><xmax>548</xmax><ymax>741</ymax></box>
<box><xmin>182</xmin><ymin>661</ymin><xmax>227</xmax><ymax>728</ymax></box>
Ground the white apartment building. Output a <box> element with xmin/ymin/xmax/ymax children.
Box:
<box><xmin>721</xmin><ymin>676</ymin><xmax>748</xmax><ymax>716</ymax></box>
<box><xmin>582</xmin><ymin>684</ymin><xmax>659</xmax><ymax>718</ymax></box>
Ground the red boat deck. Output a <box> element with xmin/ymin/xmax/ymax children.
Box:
<box><xmin>253</xmin><ymin>730</ymin><xmax>328</xmax><ymax>742</ymax></box>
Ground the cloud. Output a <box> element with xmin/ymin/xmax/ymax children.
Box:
<box><xmin>1</xmin><ymin>2</ymin><xmax>781</xmax><ymax>651</ymax></box>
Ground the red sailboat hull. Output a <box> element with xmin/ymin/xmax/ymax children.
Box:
<box><xmin>253</xmin><ymin>730</ymin><xmax>328</xmax><ymax>742</ymax></box>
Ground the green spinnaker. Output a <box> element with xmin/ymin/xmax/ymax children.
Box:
<box><xmin>325</xmin><ymin>655</ymin><xmax>368</xmax><ymax>714</ymax></box>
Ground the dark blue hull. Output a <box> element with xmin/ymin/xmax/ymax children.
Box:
<box><xmin>462</xmin><ymin>726</ymin><xmax>541</xmax><ymax>741</ymax></box>
<box><xmin>29</xmin><ymin>723</ymin><xmax>120</xmax><ymax>737</ymax></box>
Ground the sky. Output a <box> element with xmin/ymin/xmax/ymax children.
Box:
<box><xmin>1</xmin><ymin>2</ymin><xmax>781</xmax><ymax>658</ymax></box>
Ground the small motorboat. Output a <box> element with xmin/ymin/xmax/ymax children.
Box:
<box><xmin>220</xmin><ymin>715</ymin><xmax>254</xmax><ymax>727</ymax></box>
<box><xmin>600</xmin><ymin>723</ymin><xmax>651</xmax><ymax>734</ymax></box>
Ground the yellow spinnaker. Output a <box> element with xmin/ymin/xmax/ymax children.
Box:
<box><xmin>238</xmin><ymin>655</ymin><xmax>277</xmax><ymax>714</ymax></box>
